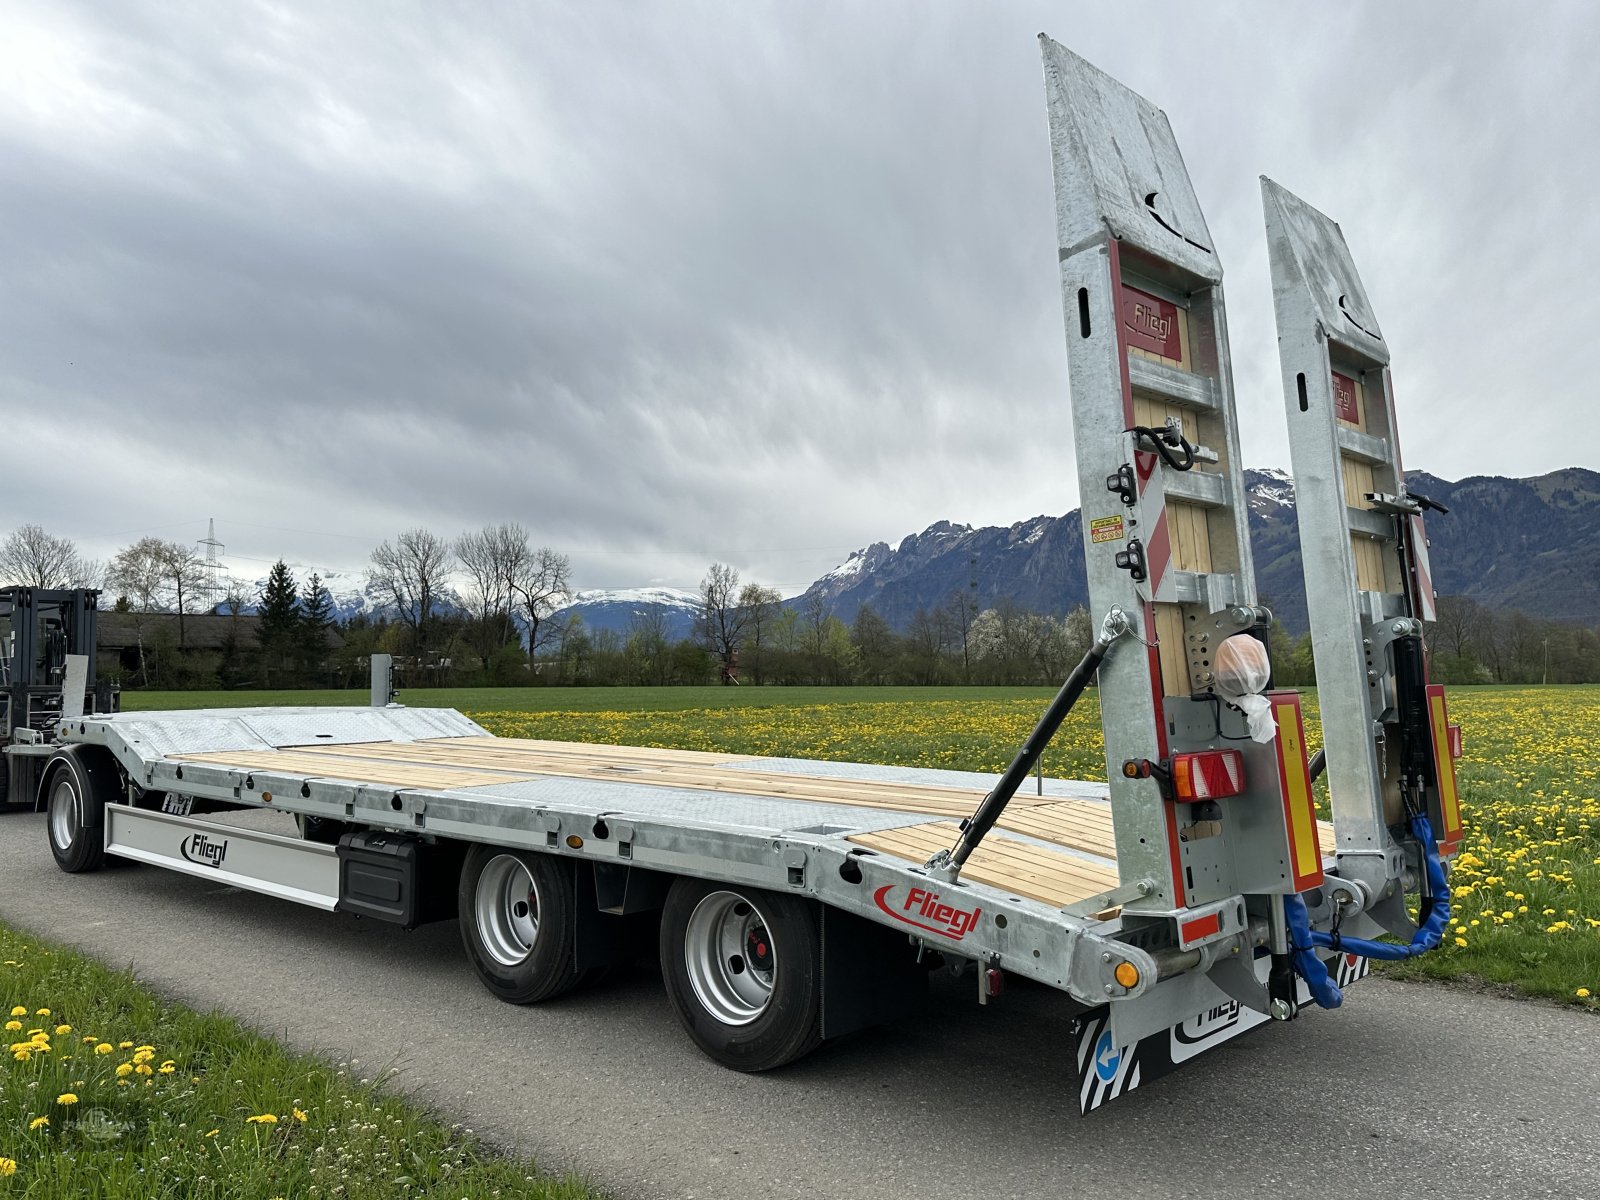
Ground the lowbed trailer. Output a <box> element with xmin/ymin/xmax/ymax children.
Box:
<box><xmin>37</xmin><ymin>698</ymin><xmax>1346</xmax><ymax>1110</ymax></box>
<box><xmin>8</xmin><ymin>38</ymin><xmax>1463</xmax><ymax>1114</ymax></box>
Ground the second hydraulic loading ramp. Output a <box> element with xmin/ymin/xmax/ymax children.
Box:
<box><xmin>1261</xmin><ymin>178</ymin><xmax>1462</xmax><ymax>937</ymax></box>
<box><xmin>1040</xmin><ymin>38</ymin><xmax>1323</xmax><ymax>965</ymax></box>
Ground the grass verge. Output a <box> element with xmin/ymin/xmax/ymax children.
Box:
<box><xmin>0</xmin><ymin>921</ymin><xmax>603</xmax><ymax>1199</ymax></box>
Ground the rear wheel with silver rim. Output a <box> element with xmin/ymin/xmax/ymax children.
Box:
<box><xmin>660</xmin><ymin>878</ymin><xmax>822</xmax><ymax>1071</ymax></box>
<box><xmin>457</xmin><ymin>845</ymin><xmax>580</xmax><ymax>1003</ymax></box>
<box><xmin>43</xmin><ymin>750</ymin><xmax>112</xmax><ymax>874</ymax></box>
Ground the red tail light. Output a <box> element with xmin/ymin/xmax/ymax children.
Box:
<box><xmin>1170</xmin><ymin>749</ymin><xmax>1245</xmax><ymax>802</ymax></box>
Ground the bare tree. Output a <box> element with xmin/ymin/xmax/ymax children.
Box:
<box><xmin>737</xmin><ymin>582</ymin><xmax>782</xmax><ymax>684</ymax></box>
<box><xmin>220</xmin><ymin>576</ymin><xmax>254</xmax><ymax>618</ymax></box>
<box><xmin>103</xmin><ymin>535</ymin><xmax>209</xmax><ymax>680</ymax></box>
<box><xmin>906</xmin><ymin>605</ymin><xmax>952</xmax><ymax>684</ymax></box>
<box><xmin>510</xmin><ymin>545</ymin><xmax>571</xmax><ymax>665</ymax></box>
<box><xmin>944</xmin><ymin>586</ymin><xmax>981</xmax><ymax>683</ymax></box>
<box><xmin>0</xmin><ymin>525</ymin><xmax>89</xmax><ymax>588</ymax></box>
<box><xmin>625</xmin><ymin>607</ymin><xmax>673</xmax><ymax>685</ymax></box>
<box><xmin>368</xmin><ymin>528</ymin><xmax>454</xmax><ymax>656</ymax></box>
<box><xmin>108</xmin><ymin>538</ymin><xmax>168</xmax><ymax>611</ymax></box>
<box><xmin>700</xmin><ymin>563</ymin><xmax>750</xmax><ymax>683</ymax></box>
<box><xmin>457</xmin><ymin>523</ymin><xmax>526</xmax><ymax>669</ymax></box>
<box><xmin>167</xmin><ymin>543</ymin><xmax>206</xmax><ymax>648</ymax></box>
<box><xmin>1433</xmin><ymin>594</ymin><xmax>1485</xmax><ymax>661</ymax></box>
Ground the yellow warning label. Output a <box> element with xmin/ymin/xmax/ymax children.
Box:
<box><xmin>1090</xmin><ymin>516</ymin><xmax>1125</xmax><ymax>544</ymax></box>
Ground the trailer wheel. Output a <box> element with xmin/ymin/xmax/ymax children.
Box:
<box><xmin>660</xmin><ymin>879</ymin><xmax>822</xmax><ymax>1071</ymax></box>
<box><xmin>458</xmin><ymin>846</ymin><xmax>581</xmax><ymax>1004</ymax></box>
<box><xmin>43</xmin><ymin>751</ymin><xmax>112</xmax><ymax>874</ymax></box>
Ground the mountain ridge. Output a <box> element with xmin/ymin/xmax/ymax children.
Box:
<box><xmin>791</xmin><ymin>466</ymin><xmax>1600</xmax><ymax>634</ymax></box>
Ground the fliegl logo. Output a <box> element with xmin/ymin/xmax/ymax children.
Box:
<box><xmin>873</xmin><ymin>884</ymin><xmax>982</xmax><ymax>940</ymax></box>
<box><xmin>179</xmin><ymin>832</ymin><xmax>228</xmax><ymax>869</ymax></box>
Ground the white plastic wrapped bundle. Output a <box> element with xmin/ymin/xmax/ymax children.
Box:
<box><xmin>1213</xmin><ymin>634</ymin><xmax>1277</xmax><ymax>743</ymax></box>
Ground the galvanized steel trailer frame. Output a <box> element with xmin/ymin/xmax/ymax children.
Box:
<box><xmin>54</xmin><ymin>705</ymin><xmax>1151</xmax><ymax>993</ymax></box>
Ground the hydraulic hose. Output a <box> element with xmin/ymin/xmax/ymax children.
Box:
<box><xmin>1286</xmin><ymin>812</ymin><xmax>1451</xmax><ymax>1009</ymax></box>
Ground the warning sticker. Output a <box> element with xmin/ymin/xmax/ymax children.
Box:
<box><xmin>1090</xmin><ymin>515</ymin><xmax>1125</xmax><ymax>544</ymax></box>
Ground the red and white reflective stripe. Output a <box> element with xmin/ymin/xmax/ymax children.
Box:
<box><xmin>1178</xmin><ymin>911</ymin><xmax>1221</xmax><ymax>946</ymax></box>
<box><xmin>1170</xmin><ymin>749</ymin><xmax>1245</xmax><ymax>802</ymax></box>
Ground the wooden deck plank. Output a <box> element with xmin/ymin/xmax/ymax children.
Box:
<box><xmin>171</xmin><ymin>749</ymin><xmax>518</xmax><ymax>790</ymax></box>
<box><xmin>276</xmin><ymin>739</ymin><xmax>1072</xmax><ymax>820</ymax></box>
<box><xmin>849</xmin><ymin>822</ymin><xmax>1118</xmax><ymax>908</ymax></box>
<box><xmin>171</xmin><ymin>739</ymin><xmax>1341</xmax><ymax>883</ymax></box>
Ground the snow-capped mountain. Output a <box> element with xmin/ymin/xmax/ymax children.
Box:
<box><xmin>550</xmin><ymin>587</ymin><xmax>702</xmax><ymax>640</ymax></box>
<box><xmin>794</xmin><ymin>469</ymin><xmax>1314</xmax><ymax>631</ymax></box>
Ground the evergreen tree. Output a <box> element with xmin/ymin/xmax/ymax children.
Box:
<box><xmin>298</xmin><ymin>574</ymin><xmax>336</xmax><ymax>685</ymax></box>
<box><xmin>256</xmin><ymin>561</ymin><xmax>300</xmax><ymax>687</ymax></box>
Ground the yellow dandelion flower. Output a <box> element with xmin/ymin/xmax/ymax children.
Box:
<box><xmin>54</xmin><ymin>1025</ymin><xmax>71</xmax><ymax>1036</ymax></box>
<box><xmin>204</xmin><ymin>1129</ymin><xmax>219</xmax><ymax>1138</ymax></box>
<box><xmin>93</xmin><ymin>1043</ymin><xmax>113</xmax><ymax>1056</ymax></box>
<box><xmin>13</xmin><ymin>1049</ymin><xmax>30</xmax><ymax>1062</ymax></box>
<box><xmin>3</xmin><ymin>1021</ymin><xmax>20</xmax><ymax>1032</ymax></box>
<box><xmin>56</xmin><ymin>1093</ymin><xmax>78</xmax><ymax>1106</ymax></box>
<box><xmin>9</xmin><ymin>1006</ymin><xmax>25</xmax><ymax>1017</ymax></box>
<box><xmin>0</xmin><ymin>1157</ymin><xmax>15</xmax><ymax>1178</ymax></box>
<box><xmin>29</xmin><ymin>1116</ymin><xmax>48</xmax><ymax>1131</ymax></box>
<box><xmin>115</xmin><ymin>1063</ymin><xmax>133</xmax><ymax>1078</ymax></box>
<box><xmin>117</xmin><ymin>1041</ymin><xmax>132</xmax><ymax>1050</ymax></box>
<box><xmin>1453</xmin><ymin>936</ymin><xmax>1468</xmax><ymax>948</ymax></box>
<box><xmin>292</xmin><ymin>1107</ymin><xmax>308</xmax><ymax>1123</ymax></box>
<box><xmin>1580</xmin><ymin>988</ymin><xmax>1593</xmax><ymax>999</ymax></box>
<box><xmin>132</xmin><ymin>1049</ymin><xmax>154</xmax><ymax>1064</ymax></box>
<box><xmin>245</xmin><ymin>1113</ymin><xmax>279</xmax><ymax>1125</ymax></box>
<box><xmin>34</xmin><ymin>1009</ymin><xmax>48</xmax><ymax>1017</ymax></box>
<box><xmin>82</xmin><ymin>1036</ymin><xmax>95</xmax><ymax>1044</ymax></box>
<box><xmin>134</xmin><ymin>1064</ymin><xmax>152</xmax><ymax>1077</ymax></box>
<box><xmin>158</xmin><ymin>1063</ymin><xmax>175</xmax><ymax>1075</ymax></box>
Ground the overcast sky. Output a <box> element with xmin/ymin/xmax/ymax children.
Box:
<box><xmin>3</xmin><ymin>1</ymin><xmax>1596</xmax><ymax>597</ymax></box>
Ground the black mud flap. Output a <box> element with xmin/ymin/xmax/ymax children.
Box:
<box><xmin>1072</xmin><ymin>954</ymin><xmax>1371</xmax><ymax>1115</ymax></box>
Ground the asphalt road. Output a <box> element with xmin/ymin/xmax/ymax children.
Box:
<box><xmin>1</xmin><ymin>809</ymin><xmax>1595</xmax><ymax>1200</ymax></box>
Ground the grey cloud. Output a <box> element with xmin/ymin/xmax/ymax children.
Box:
<box><xmin>2</xmin><ymin>1</ymin><xmax>1594</xmax><ymax>596</ymax></box>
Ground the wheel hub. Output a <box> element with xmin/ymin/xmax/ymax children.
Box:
<box><xmin>474</xmin><ymin>854</ymin><xmax>541</xmax><ymax>967</ymax></box>
<box><xmin>48</xmin><ymin>777</ymin><xmax>76</xmax><ymax>850</ymax></box>
<box><xmin>684</xmin><ymin>891</ymin><xmax>778</xmax><ymax>1025</ymax></box>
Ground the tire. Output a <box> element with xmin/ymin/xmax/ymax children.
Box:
<box><xmin>43</xmin><ymin>750</ymin><xmax>114</xmax><ymax>874</ymax></box>
<box><xmin>457</xmin><ymin>846</ymin><xmax>582</xmax><ymax>1004</ymax></box>
<box><xmin>659</xmin><ymin>878</ymin><xmax>823</xmax><ymax>1072</ymax></box>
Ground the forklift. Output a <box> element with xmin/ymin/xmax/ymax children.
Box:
<box><xmin>0</xmin><ymin>587</ymin><xmax>115</xmax><ymax>811</ymax></box>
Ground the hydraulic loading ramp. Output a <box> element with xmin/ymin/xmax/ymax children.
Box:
<box><xmin>1262</xmin><ymin>179</ymin><xmax>1462</xmax><ymax>936</ymax></box>
<box><xmin>1041</xmin><ymin>36</ymin><xmax>1323</xmax><ymax>947</ymax></box>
